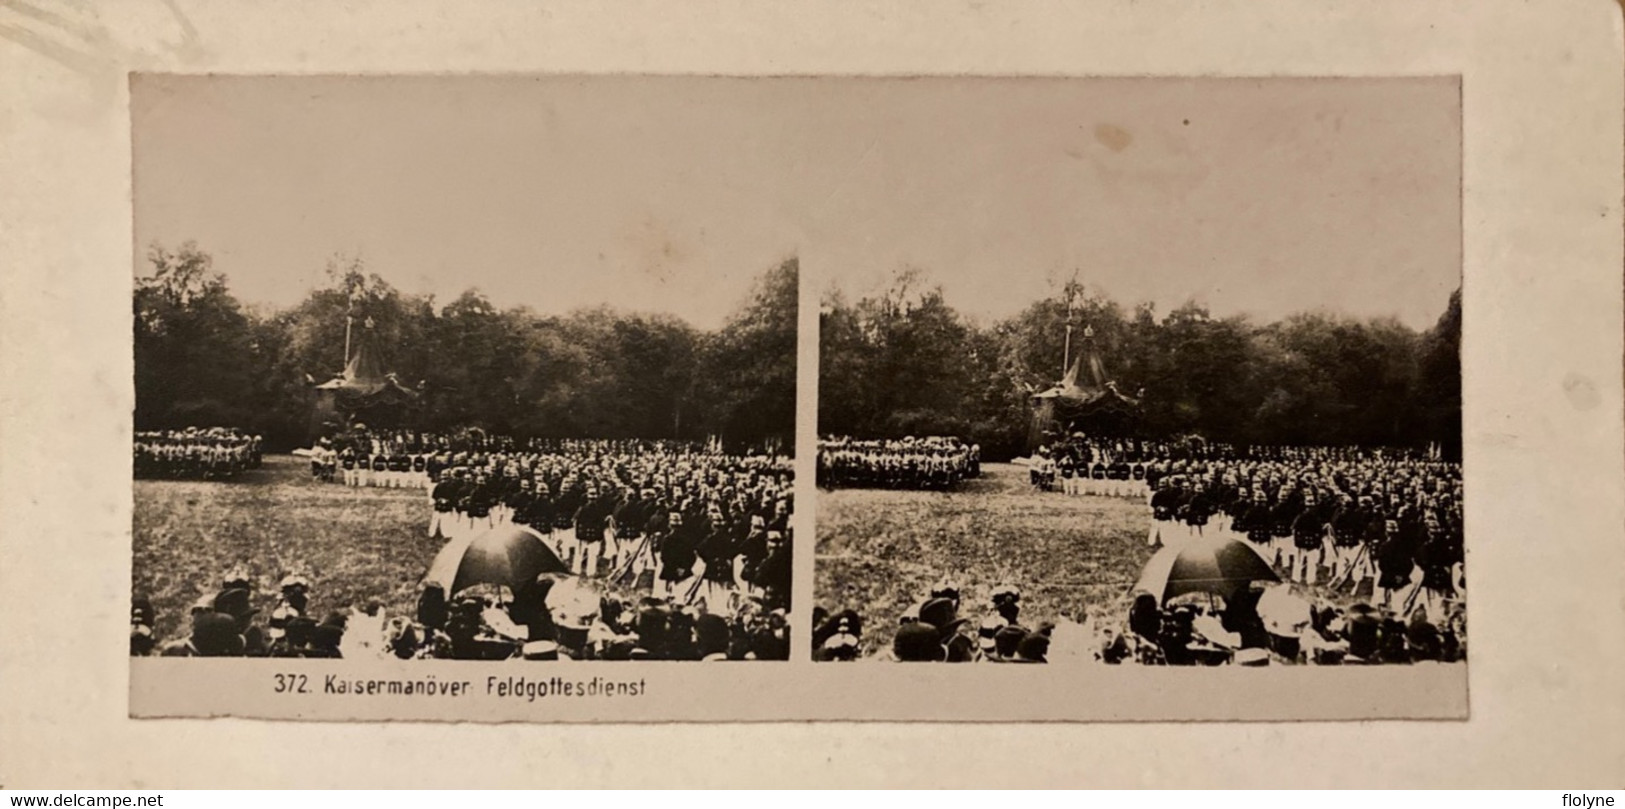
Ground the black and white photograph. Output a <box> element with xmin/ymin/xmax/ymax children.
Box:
<box><xmin>129</xmin><ymin>76</ymin><xmax>798</xmax><ymax>665</ymax></box>
<box><xmin>811</xmin><ymin>78</ymin><xmax>1465</xmax><ymax>668</ymax></box>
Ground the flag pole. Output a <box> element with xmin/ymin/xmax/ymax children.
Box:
<box><xmin>344</xmin><ymin>314</ymin><xmax>353</xmax><ymax>369</ymax></box>
<box><xmin>1063</xmin><ymin>323</ymin><xmax>1073</xmax><ymax>380</ymax></box>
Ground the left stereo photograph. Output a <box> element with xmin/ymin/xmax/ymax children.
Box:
<box><xmin>128</xmin><ymin>74</ymin><xmax>799</xmax><ymax>695</ymax></box>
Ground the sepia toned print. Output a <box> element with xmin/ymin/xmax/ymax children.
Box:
<box><xmin>129</xmin><ymin>76</ymin><xmax>798</xmax><ymax>669</ymax></box>
<box><xmin>126</xmin><ymin>73</ymin><xmax>1471</xmax><ymax>723</ymax></box>
<box><xmin>7</xmin><ymin>0</ymin><xmax>1623</xmax><ymax>786</ymax></box>
<box><xmin>811</xmin><ymin>78</ymin><xmax>1465</xmax><ymax>674</ymax></box>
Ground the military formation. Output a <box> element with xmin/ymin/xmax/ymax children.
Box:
<box><xmin>816</xmin><ymin>436</ymin><xmax>981</xmax><ymax>490</ymax></box>
<box><xmin>131</xmin><ymin>426</ymin><xmax>795</xmax><ymax>661</ymax></box>
<box><xmin>133</xmin><ymin>428</ymin><xmax>263</xmax><ymax>480</ymax></box>
<box><xmin>815</xmin><ymin>437</ymin><xmax>1464</xmax><ymax>666</ymax></box>
<box><xmin>305</xmin><ymin>427</ymin><xmax>449</xmax><ymax>488</ymax></box>
<box><xmin>1138</xmin><ymin>444</ymin><xmax>1463</xmax><ymax>613</ymax></box>
<box><xmin>418</xmin><ymin>436</ymin><xmax>795</xmax><ymax>613</ymax></box>
<box><xmin>1027</xmin><ymin>436</ymin><xmax>1163</xmax><ymax>497</ymax></box>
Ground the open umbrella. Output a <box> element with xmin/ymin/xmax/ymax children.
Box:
<box><xmin>424</xmin><ymin>525</ymin><xmax>571</xmax><ymax>596</ymax></box>
<box><xmin>1134</xmin><ymin>535</ymin><xmax>1279</xmax><ymax>605</ymax></box>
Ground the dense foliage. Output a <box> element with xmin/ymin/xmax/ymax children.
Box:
<box><xmin>134</xmin><ymin>243</ymin><xmax>798</xmax><ymax>451</ymax></box>
<box><xmin>819</xmin><ymin>270</ymin><xmax>1462</xmax><ymax>461</ymax></box>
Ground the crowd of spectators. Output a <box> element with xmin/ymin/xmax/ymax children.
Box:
<box><xmin>135</xmin><ymin>565</ymin><xmax>791</xmax><ymax>661</ymax></box>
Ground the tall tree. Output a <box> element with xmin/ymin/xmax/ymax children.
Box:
<box><xmin>1416</xmin><ymin>288</ymin><xmax>1463</xmax><ymax>459</ymax></box>
<box><xmin>695</xmin><ymin>257</ymin><xmax>799</xmax><ymax>450</ymax></box>
<box><xmin>134</xmin><ymin>242</ymin><xmax>261</xmax><ymax>431</ymax></box>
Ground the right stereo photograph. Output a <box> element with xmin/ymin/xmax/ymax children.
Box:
<box><xmin>811</xmin><ymin>76</ymin><xmax>1463</xmax><ymax>670</ymax></box>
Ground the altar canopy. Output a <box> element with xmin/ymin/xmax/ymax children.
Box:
<box><xmin>1028</xmin><ymin>326</ymin><xmax>1141</xmax><ymax>448</ymax></box>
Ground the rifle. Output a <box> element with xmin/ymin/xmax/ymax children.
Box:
<box><xmin>682</xmin><ymin>571</ymin><xmax>706</xmax><ymax>605</ymax></box>
<box><xmin>609</xmin><ymin>534</ymin><xmax>652</xmax><ymax>588</ymax></box>
<box><xmin>1329</xmin><ymin>543</ymin><xmax>1370</xmax><ymax>589</ymax></box>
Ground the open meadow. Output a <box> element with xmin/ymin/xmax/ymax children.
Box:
<box><xmin>814</xmin><ymin>462</ymin><xmax>1157</xmax><ymax>658</ymax></box>
<box><xmin>133</xmin><ymin>455</ymin><xmax>436</xmax><ymax>645</ymax></box>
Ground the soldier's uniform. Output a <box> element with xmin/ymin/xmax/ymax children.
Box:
<box><xmin>339</xmin><ymin>447</ymin><xmax>358</xmax><ymax>486</ymax></box>
<box><xmin>524</xmin><ymin>485</ymin><xmax>559</xmax><ymax>553</ymax></box>
<box><xmin>461</xmin><ymin>477</ymin><xmax>495</xmax><ymax>537</ymax></box>
<box><xmin>1415</xmin><ymin>517</ymin><xmax>1461</xmax><ymax>616</ymax></box>
<box><xmin>1290</xmin><ymin>498</ymin><xmax>1330</xmax><ymax>585</ymax></box>
<box><xmin>1057</xmin><ymin>454</ymin><xmax>1077</xmax><ymax>496</ymax></box>
<box><xmin>1240</xmin><ymin>492</ymin><xmax>1275</xmax><ymax>552</ymax></box>
<box><xmin>388</xmin><ymin>450</ymin><xmax>410</xmax><ymax>489</ymax></box>
<box><xmin>573</xmin><ymin>490</ymin><xmax>610</xmax><ymax>577</ymax></box>
<box><xmin>552</xmin><ymin>484</ymin><xmax>580</xmax><ymax>563</ymax></box>
<box><xmin>610</xmin><ymin>491</ymin><xmax>649</xmax><ymax>575</ymax></box>
<box><xmin>429</xmin><ymin>473</ymin><xmax>463</xmax><ymax>539</ymax></box>
<box><xmin>368</xmin><ymin>453</ymin><xmax>387</xmax><ymax>488</ymax></box>
<box><xmin>411</xmin><ymin>453</ymin><xmax>429</xmax><ymax>489</ymax></box>
<box><xmin>1219</xmin><ymin>482</ymin><xmax>1248</xmax><ymax>541</ymax></box>
<box><xmin>658</xmin><ymin>512</ymin><xmax>698</xmax><ymax>599</ymax></box>
<box><xmin>1329</xmin><ymin>496</ymin><xmax>1368</xmax><ymax>584</ymax></box>
<box><xmin>1148</xmin><ymin>480</ymin><xmax>1181</xmax><ymax>548</ymax></box>
<box><xmin>1269</xmin><ymin>491</ymin><xmax>1302</xmax><ymax>571</ymax></box>
<box><xmin>695</xmin><ymin>511</ymin><xmax>739</xmax><ymax>610</ymax></box>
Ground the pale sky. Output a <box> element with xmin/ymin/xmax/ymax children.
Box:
<box><xmin>133</xmin><ymin>75</ymin><xmax>1460</xmax><ymax>330</ymax></box>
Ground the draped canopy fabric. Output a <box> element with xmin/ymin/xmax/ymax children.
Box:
<box><xmin>1029</xmin><ymin>333</ymin><xmax>1141</xmax><ymax>445</ymax></box>
<box><xmin>314</xmin><ymin>324</ymin><xmax>419</xmax><ymax>400</ymax></box>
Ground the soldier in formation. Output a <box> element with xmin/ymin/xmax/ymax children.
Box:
<box><xmin>816</xmin><ymin>436</ymin><xmax>980</xmax><ymax>490</ymax></box>
<box><xmin>1037</xmin><ymin>435</ymin><xmax>1161</xmax><ymax>498</ymax></box>
<box><xmin>133</xmin><ymin>428</ymin><xmax>262</xmax><ymax>480</ymax></box>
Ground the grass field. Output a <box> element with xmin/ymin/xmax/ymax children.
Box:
<box><xmin>133</xmin><ymin>454</ymin><xmax>437</xmax><ymax>645</ymax></box>
<box><xmin>815</xmin><ymin>462</ymin><xmax>1157</xmax><ymax>658</ymax></box>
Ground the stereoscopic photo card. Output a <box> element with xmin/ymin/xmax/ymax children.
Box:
<box><xmin>4</xmin><ymin>1</ymin><xmax>1622</xmax><ymax>777</ymax></box>
<box><xmin>122</xmin><ymin>73</ymin><xmax>1475</xmax><ymax>721</ymax></box>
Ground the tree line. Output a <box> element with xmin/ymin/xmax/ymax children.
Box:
<box><xmin>134</xmin><ymin>242</ymin><xmax>798</xmax><ymax>452</ymax></box>
<box><xmin>819</xmin><ymin>268</ymin><xmax>1462</xmax><ymax>461</ymax></box>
